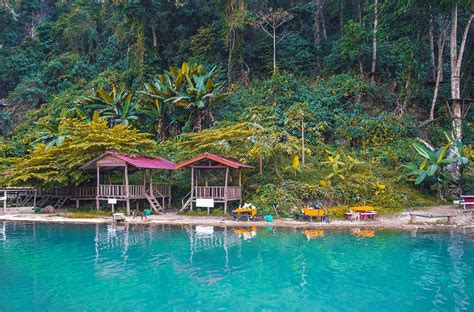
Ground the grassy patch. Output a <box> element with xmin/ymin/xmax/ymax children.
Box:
<box><xmin>64</xmin><ymin>208</ymin><xmax>112</xmax><ymax>219</ymax></box>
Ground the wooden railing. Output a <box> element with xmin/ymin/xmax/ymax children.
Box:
<box><xmin>153</xmin><ymin>185</ymin><xmax>171</xmax><ymax>197</ymax></box>
<box><xmin>129</xmin><ymin>185</ymin><xmax>145</xmax><ymax>198</ymax></box>
<box><xmin>192</xmin><ymin>186</ymin><xmax>224</xmax><ymax>199</ymax></box>
<box><xmin>98</xmin><ymin>185</ymin><xmax>126</xmax><ymax>198</ymax></box>
<box><xmin>37</xmin><ymin>185</ymin><xmax>164</xmax><ymax>199</ymax></box>
<box><xmin>69</xmin><ymin>187</ymin><xmax>96</xmax><ymax>198</ymax></box>
<box><xmin>98</xmin><ymin>185</ymin><xmax>145</xmax><ymax>198</ymax></box>
<box><xmin>226</xmin><ymin>186</ymin><xmax>242</xmax><ymax>200</ymax></box>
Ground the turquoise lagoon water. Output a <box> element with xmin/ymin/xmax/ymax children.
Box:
<box><xmin>0</xmin><ymin>222</ymin><xmax>473</xmax><ymax>311</ymax></box>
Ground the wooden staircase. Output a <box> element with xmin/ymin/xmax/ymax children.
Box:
<box><xmin>36</xmin><ymin>196</ymin><xmax>50</xmax><ymax>207</ymax></box>
<box><xmin>19</xmin><ymin>194</ymin><xmax>33</xmax><ymax>206</ymax></box>
<box><xmin>146</xmin><ymin>194</ymin><xmax>163</xmax><ymax>213</ymax></box>
<box><xmin>53</xmin><ymin>197</ymin><xmax>69</xmax><ymax>209</ymax></box>
<box><xmin>179</xmin><ymin>192</ymin><xmax>192</xmax><ymax>213</ymax></box>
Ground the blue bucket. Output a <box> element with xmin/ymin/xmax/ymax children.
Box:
<box><xmin>144</xmin><ymin>209</ymin><xmax>152</xmax><ymax>216</ymax></box>
<box><xmin>265</xmin><ymin>215</ymin><xmax>273</xmax><ymax>222</ymax></box>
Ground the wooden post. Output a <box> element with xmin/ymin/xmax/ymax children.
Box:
<box><xmin>2</xmin><ymin>190</ymin><xmax>6</xmax><ymax>214</ymax></box>
<box><xmin>168</xmin><ymin>171</ymin><xmax>172</xmax><ymax>209</ymax></box>
<box><xmin>190</xmin><ymin>167</ymin><xmax>194</xmax><ymax>211</ymax></box>
<box><xmin>33</xmin><ymin>189</ymin><xmax>37</xmax><ymax>208</ymax></box>
<box><xmin>125</xmin><ymin>163</ymin><xmax>130</xmax><ymax>216</ymax></box>
<box><xmin>149</xmin><ymin>170</ymin><xmax>153</xmax><ymax>196</ymax></box>
<box><xmin>238</xmin><ymin>169</ymin><xmax>242</xmax><ymax>207</ymax></box>
<box><xmin>144</xmin><ymin>169</ymin><xmax>147</xmax><ymax>190</ymax></box>
<box><xmin>76</xmin><ymin>200</ymin><xmax>79</xmax><ymax>209</ymax></box>
<box><xmin>224</xmin><ymin>167</ymin><xmax>229</xmax><ymax>214</ymax></box>
<box><xmin>96</xmin><ymin>166</ymin><xmax>100</xmax><ymax>212</ymax></box>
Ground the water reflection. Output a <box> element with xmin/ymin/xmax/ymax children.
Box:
<box><xmin>233</xmin><ymin>226</ymin><xmax>257</xmax><ymax>240</ymax></box>
<box><xmin>1</xmin><ymin>222</ymin><xmax>474</xmax><ymax>311</ymax></box>
<box><xmin>350</xmin><ymin>228</ymin><xmax>376</xmax><ymax>238</ymax></box>
<box><xmin>303</xmin><ymin>229</ymin><xmax>325</xmax><ymax>240</ymax></box>
<box><xmin>1</xmin><ymin>221</ymin><xmax>5</xmax><ymax>241</ymax></box>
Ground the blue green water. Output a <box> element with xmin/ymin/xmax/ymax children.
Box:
<box><xmin>0</xmin><ymin>222</ymin><xmax>473</xmax><ymax>311</ymax></box>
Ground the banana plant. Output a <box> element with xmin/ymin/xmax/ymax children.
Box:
<box><xmin>77</xmin><ymin>84</ymin><xmax>139</xmax><ymax>126</ymax></box>
<box><xmin>321</xmin><ymin>150</ymin><xmax>364</xmax><ymax>182</ymax></box>
<box><xmin>404</xmin><ymin>141</ymin><xmax>456</xmax><ymax>194</ymax></box>
<box><xmin>141</xmin><ymin>82</ymin><xmax>174</xmax><ymax>139</ymax></box>
<box><xmin>321</xmin><ymin>153</ymin><xmax>346</xmax><ymax>180</ymax></box>
<box><xmin>32</xmin><ymin>109</ymin><xmax>70</xmax><ymax>149</ymax></box>
<box><xmin>151</xmin><ymin>62</ymin><xmax>226</xmax><ymax>132</ymax></box>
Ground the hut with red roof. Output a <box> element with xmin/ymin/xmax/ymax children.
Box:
<box><xmin>176</xmin><ymin>152</ymin><xmax>253</xmax><ymax>214</ymax></box>
<box><xmin>79</xmin><ymin>151</ymin><xmax>176</xmax><ymax>215</ymax></box>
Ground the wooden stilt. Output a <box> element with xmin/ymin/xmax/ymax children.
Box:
<box><xmin>96</xmin><ymin>166</ymin><xmax>100</xmax><ymax>211</ymax></box>
<box><xmin>125</xmin><ymin>163</ymin><xmax>130</xmax><ymax>216</ymax></box>
<box><xmin>33</xmin><ymin>189</ymin><xmax>37</xmax><ymax>208</ymax></box>
<box><xmin>224</xmin><ymin>167</ymin><xmax>229</xmax><ymax>214</ymax></box>
<box><xmin>76</xmin><ymin>199</ymin><xmax>79</xmax><ymax>209</ymax></box>
<box><xmin>239</xmin><ymin>169</ymin><xmax>242</xmax><ymax>207</ymax></box>
<box><xmin>149</xmin><ymin>170</ymin><xmax>153</xmax><ymax>196</ymax></box>
<box><xmin>168</xmin><ymin>171</ymin><xmax>172</xmax><ymax>209</ymax></box>
<box><xmin>2</xmin><ymin>190</ymin><xmax>6</xmax><ymax>214</ymax></box>
<box><xmin>190</xmin><ymin>167</ymin><xmax>194</xmax><ymax>211</ymax></box>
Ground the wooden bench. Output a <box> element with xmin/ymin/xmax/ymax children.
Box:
<box><xmin>113</xmin><ymin>213</ymin><xmax>126</xmax><ymax>222</ymax></box>
<box><xmin>460</xmin><ymin>195</ymin><xmax>474</xmax><ymax>209</ymax></box>
<box><xmin>409</xmin><ymin>213</ymin><xmax>455</xmax><ymax>224</ymax></box>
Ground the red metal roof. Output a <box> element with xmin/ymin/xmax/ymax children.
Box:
<box><xmin>81</xmin><ymin>151</ymin><xmax>176</xmax><ymax>170</ymax></box>
<box><xmin>176</xmin><ymin>152</ymin><xmax>254</xmax><ymax>169</ymax></box>
<box><xmin>106</xmin><ymin>151</ymin><xmax>177</xmax><ymax>170</ymax></box>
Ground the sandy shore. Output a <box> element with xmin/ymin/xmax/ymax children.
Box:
<box><xmin>1</xmin><ymin>206</ymin><xmax>473</xmax><ymax>232</ymax></box>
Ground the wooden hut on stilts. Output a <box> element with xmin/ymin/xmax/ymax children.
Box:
<box><xmin>80</xmin><ymin>151</ymin><xmax>176</xmax><ymax>215</ymax></box>
<box><xmin>177</xmin><ymin>153</ymin><xmax>253</xmax><ymax>214</ymax></box>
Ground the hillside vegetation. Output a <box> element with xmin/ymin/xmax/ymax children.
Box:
<box><xmin>0</xmin><ymin>0</ymin><xmax>473</xmax><ymax>215</ymax></box>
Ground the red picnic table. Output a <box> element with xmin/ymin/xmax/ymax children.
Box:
<box><xmin>461</xmin><ymin>195</ymin><xmax>474</xmax><ymax>209</ymax></box>
<box><xmin>345</xmin><ymin>206</ymin><xmax>378</xmax><ymax>221</ymax></box>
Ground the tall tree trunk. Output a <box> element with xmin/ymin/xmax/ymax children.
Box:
<box><xmin>273</xmin><ymin>27</ymin><xmax>277</xmax><ymax>74</ymax></box>
<box><xmin>321</xmin><ymin>3</ymin><xmax>328</xmax><ymax>40</ymax></box>
<box><xmin>358</xmin><ymin>0</ymin><xmax>364</xmax><ymax>26</ymax></box>
<box><xmin>450</xmin><ymin>5</ymin><xmax>473</xmax><ymax>141</ymax></box>
<box><xmin>226</xmin><ymin>1</ymin><xmax>237</xmax><ymax>84</ymax></box>
<box><xmin>339</xmin><ymin>0</ymin><xmax>344</xmax><ymax>34</ymax></box>
<box><xmin>314</xmin><ymin>0</ymin><xmax>322</xmax><ymax>71</ymax></box>
<box><xmin>193</xmin><ymin>110</ymin><xmax>202</xmax><ymax>132</ymax></box>
<box><xmin>400</xmin><ymin>64</ymin><xmax>412</xmax><ymax>115</ymax></box>
<box><xmin>370</xmin><ymin>0</ymin><xmax>378</xmax><ymax>85</ymax></box>
<box><xmin>227</xmin><ymin>27</ymin><xmax>236</xmax><ymax>83</ymax></box>
<box><xmin>358</xmin><ymin>60</ymin><xmax>364</xmax><ymax>75</ymax></box>
<box><xmin>301</xmin><ymin>120</ymin><xmax>305</xmax><ymax>166</ymax></box>
<box><xmin>151</xmin><ymin>25</ymin><xmax>158</xmax><ymax>48</ymax></box>
<box><xmin>448</xmin><ymin>1</ymin><xmax>473</xmax><ymax>195</ymax></box>
<box><xmin>429</xmin><ymin>10</ymin><xmax>436</xmax><ymax>81</ymax></box>
<box><xmin>429</xmin><ymin>26</ymin><xmax>446</xmax><ymax>121</ymax></box>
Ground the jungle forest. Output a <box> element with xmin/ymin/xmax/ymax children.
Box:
<box><xmin>0</xmin><ymin>0</ymin><xmax>473</xmax><ymax>216</ymax></box>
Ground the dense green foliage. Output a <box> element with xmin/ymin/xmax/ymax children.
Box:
<box><xmin>1</xmin><ymin>0</ymin><xmax>473</xmax><ymax>215</ymax></box>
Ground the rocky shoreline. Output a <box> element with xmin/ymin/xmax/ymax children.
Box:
<box><xmin>1</xmin><ymin>206</ymin><xmax>473</xmax><ymax>232</ymax></box>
